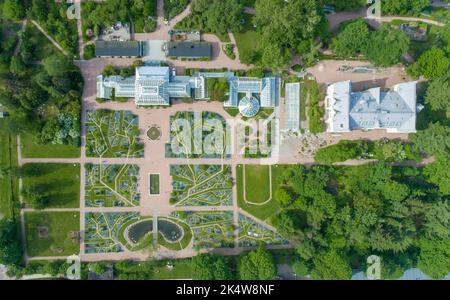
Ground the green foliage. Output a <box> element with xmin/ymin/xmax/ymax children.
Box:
<box><xmin>0</xmin><ymin>219</ymin><xmax>22</xmax><ymax>266</ymax></box>
<box><xmin>307</xmin><ymin>80</ymin><xmax>325</xmax><ymax>133</ymax></box>
<box><xmin>176</xmin><ymin>0</ymin><xmax>244</xmax><ymax>37</ymax></box>
<box><xmin>291</xmin><ymin>260</ymin><xmax>309</xmax><ymax>276</ymax></box>
<box><xmin>423</xmin><ymin>154</ymin><xmax>450</xmax><ymax>195</ymax></box>
<box><xmin>114</xmin><ymin>260</ymin><xmax>154</xmax><ymax>280</ymax></box>
<box><xmin>84</xmin><ymin>44</ymin><xmax>96</xmax><ymax>60</ymax></box>
<box><xmin>207</xmin><ymin>78</ymin><xmax>229</xmax><ymax>102</ymax></box>
<box><xmin>269</xmin><ymin>161</ymin><xmax>450</xmax><ymax>278</ymax></box>
<box><xmin>28</xmin><ymin>0</ymin><xmax>79</xmax><ymax>56</ymax></box>
<box><xmin>324</xmin><ymin>0</ymin><xmax>366</xmax><ymax>12</ymax></box>
<box><xmin>254</xmin><ymin>0</ymin><xmax>324</xmax><ymax>70</ymax></box>
<box><xmin>331</xmin><ymin>18</ymin><xmax>369</xmax><ymax>58</ymax></box>
<box><xmin>2</xmin><ymin>0</ymin><xmax>25</xmax><ymax>20</ymax></box>
<box><xmin>310</xmin><ymin>250</ymin><xmax>352</xmax><ymax>280</ymax></box>
<box><xmin>424</xmin><ymin>77</ymin><xmax>450</xmax><ymax>111</ymax></box>
<box><xmin>382</xmin><ymin>0</ymin><xmax>430</xmax><ymax>16</ymax></box>
<box><xmin>164</xmin><ymin>0</ymin><xmax>190</xmax><ymax>20</ymax></box>
<box><xmin>238</xmin><ymin>245</ymin><xmax>276</xmax><ymax>280</ymax></box>
<box><xmin>315</xmin><ymin>140</ymin><xmax>370</xmax><ymax>164</ymax></box>
<box><xmin>364</xmin><ymin>24</ymin><xmax>410</xmax><ymax>67</ymax></box>
<box><xmin>0</xmin><ymin>52</ymin><xmax>83</xmax><ymax>148</ymax></box>
<box><xmin>411</xmin><ymin>122</ymin><xmax>450</xmax><ymax>156</ymax></box>
<box><xmin>222</xmin><ymin>43</ymin><xmax>236</xmax><ymax>60</ymax></box>
<box><xmin>410</xmin><ymin>48</ymin><xmax>450</xmax><ymax>79</ymax></box>
<box><xmin>191</xmin><ymin>254</ymin><xmax>234</xmax><ymax>280</ymax></box>
<box><xmin>82</xmin><ymin>0</ymin><xmax>157</xmax><ymax>35</ymax></box>
<box><xmin>417</xmin><ymin>237</ymin><xmax>450</xmax><ymax>279</ymax></box>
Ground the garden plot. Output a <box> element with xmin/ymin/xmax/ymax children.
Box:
<box><xmin>238</xmin><ymin>214</ymin><xmax>288</xmax><ymax>248</ymax></box>
<box><xmin>170</xmin><ymin>165</ymin><xmax>233</xmax><ymax>206</ymax></box>
<box><xmin>85</xmin><ymin>164</ymin><xmax>140</xmax><ymax>207</ymax></box>
<box><xmin>166</xmin><ymin>111</ymin><xmax>230</xmax><ymax>158</ymax></box>
<box><xmin>84</xmin><ymin>212</ymin><xmax>140</xmax><ymax>253</ymax></box>
<box><xmin>170</xmin><ymin>211</ymin><xmax>235</xmax><ymax>249</ymax></box>
<box><xmin>86</xmin><ymin>110</ymin><xmax>144</xmax><ymax>158</ymax></box>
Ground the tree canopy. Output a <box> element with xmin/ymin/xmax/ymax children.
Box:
<box><xmin>364</xmin><ymin>24</ymin><xmax>410</xmax><ymax>67</ymax></box>
<box><xmin>381</xmin><ymin>0</ymin><xmax>430</xmax><ymax>16</ymax></box>
<box><xmin>331</xmin><ymin>18</ymin><xmax>369</xmax><ymax>58</ymax></box>
<box><xmin>271</xmin><ymin>162</ymin><xmax>450</xmax><ymax>279</ymax></box>
<box><xmin>191</xmin><ymin>254</ymin><xmax>234</xmax><ymax>280</ymax></box>
<box><xmin>411</xmin><ymin>48</ymin><xmax>450</xmax><ymax>79</ymax></box>
<box><xmin>0</xmin><ymin>219</ymin><xmax>23</xmax><ymax>267</ymax></box>
<box><xmin>238</xmin><ymin>245</ymin><xmax>277</xmax><ymax>280</ymax></box>
<box><xmin>254</xmin><ymin>0</ymin><xmax>324</xmax><ymax>70</ymax></box>
<box><xmin>424</xmin><ymin>77</ymin><xmax>450</xmax><ymax>111</ymax></box>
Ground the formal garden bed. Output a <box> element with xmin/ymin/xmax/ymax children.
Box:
<box><xmin>166</xmin><ymin>111</ymin><xmax>230</xmax><ymax>158</ymax></box>
<box><xmin>86</xmin><ymin>110</ymin><xmax>144</xmax><ymax>158</ymax></box>
<box><xmin>170</xmin><ymin>211</ymin><xmax>235</xmax><ymax>249</ymax></box>
<box><xmin>170</xmin><ymin>164</ymin><xmax>233</xmax><ymax>206</ymax></box>
<box><xmin>238</xmin><ymin>214</ymin><xmax>288</xmax><ymax>248</ymax></box>
<box><xmin>85</xmin><ymin>164</ymin><xmax>140</xmax><ymax>207</ymax></box>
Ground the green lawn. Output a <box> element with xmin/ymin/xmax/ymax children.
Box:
<box><xmin>233</xmin><ymin>13</ymin><xmax>261</xmax><ymax>64</ymax></box>
<box><xmin>25</xmin><ymin>211</ymin><xmax>80</xmax><ymax>257</ymax></box>
<box><xmin>20</xmin><ymin>132</ymin><xmax>80</xmax><ymax>158</ymax></box>
<box><xmin>152</xmin><ymin>259</ymin><xmax>193</xmax><ymax>279</ymax></box>
<box><xmin>244</xmin><ymin>165</ymin><xmax>271</xmax><ymax>204</ymax></box>
<box><xmin>236</xmin><ymin>164</ymin><xmax>281</xmax><ymax>223</ymax></box>
<box><xmin>0</xmin><ymin>121</ymin><xmax>19</xmax><ymax>220</ymax></box>
<box><xmin>149</xmin><ymin>174</ymin><xmax>160</xmax><ymax>195</ymax></box>
<box><xmin>22</xmin><ymin>163</ymin><xmax>80</xmax><ymax>208</ymax></box>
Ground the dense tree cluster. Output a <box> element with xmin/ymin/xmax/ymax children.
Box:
<box><xmin>191</xmin><ymin>254</ymin><xmax>234</xmax><ymax>280</ymax></box>
<box><xmin>381</xmin><ymin>0</ymin><xmax>430</xmax><ymax>16</ymax></box>
<box><xmin>0</xmin><ymin>51</ymin><xmax>83</xmax><ymax>146</ymax></box>
<box><xmin>409</xmin><ymin>48</ymin><xmax>450</xmax><ymax>79</ymax></box>
<box><xmin>82</xmin><ymin>0</ymin><xmax>157</xmax><ymax>35</ymax></box>
<box><xmin>331</xmin><ymin>20</ymin><xmax>410</xmax><ymax>67</ymax></box>
<box><xmin>176</xmin><ymin>0</ymin><xmax>244</xmax><ymax>37</ymax></box>
<box><xmin>315</xmin><ymin>139</ymin><xmax>419</xmax><ymax>164</ymax></box>
<box><xmin>164</xmin><ymin>0</ymin><xmax>190</xmax><ymax>20</ymax></box>
<box><xmin>272</xmin><ymin>162</ymin><xmax>449</xmax><ymax>279</ymax></box>
<box><xmin>28</xmin><ymin>0</ymin><xmax>79</xmax><ymax>56</ymax></box>
<box><xmin>0</xmin><ymin>219</ymin><xmax>22</xmax><ymax>267</ymax></box>
<box><xmin>1</xmin><ymin>0</ymin><xmax>25</xmax><ymax>21</ymax></box>
<box><xmin>253</xmin><ymin>0</ymin><xmax>325</xmax><ymax>70</ymax></box>
<box><xmin>237</xmin><ymin>245</ymin><xmax>277</xmax><ymax>280</ymax></box>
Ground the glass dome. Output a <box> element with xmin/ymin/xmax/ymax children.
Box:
<box><xmin>238</xmin><ymin>96</ymin><xmax>260</xmax><ymax>118</ymax></box>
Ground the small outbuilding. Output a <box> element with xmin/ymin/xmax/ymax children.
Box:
<box><xmin>167</xmin><ymin>42</ymin><xmax>212</xmax><ymax>59</ymax></box>
<box><xmin>95</xmin><ymin>41</ymin><xmax>143</xmax><ymax>58</ymax></box>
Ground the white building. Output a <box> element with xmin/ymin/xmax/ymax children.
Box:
<box><xmin>97</xmin><ymin>67</ymin><xmax>279</xmax><ymax>113</ymax></box>
<box><xmin>325</xmin><ymin>81</ymin><xmax>418</xmax><ymax>133</ymax></box>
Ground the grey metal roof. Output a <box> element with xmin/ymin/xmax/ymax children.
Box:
<box><xmin>95</xmin><ymin>41</ymin><xmax>142</xmax><ymax>57</ymax></box>
<box><xmin>326</xmin><ymin>81</ymin><xmax>417</xmax><ymax>133</ymax></box>
<box><xmin>167</xmin><ymin>42</ymin><xmax>212</xmax><ymax>58</ymax></box>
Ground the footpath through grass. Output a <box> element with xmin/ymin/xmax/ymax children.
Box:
<box><xmin>22</xmin><ymin>163</ymin><xmax>80</xmax><ymax>208</ymax></box>
<box><xmin>25</xmin><ymin>211</ymin><xmax>80</xmax><ymax>257</ymax></box>
<box><xmin>236</xmin><ymin>164</ymin><xmax>281</xmax><ymax>223</ymax></box>
<box><xmin>20</xmin><ymin>132</ymin><xmax>80</xmax><ymax>158</ymax></box>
